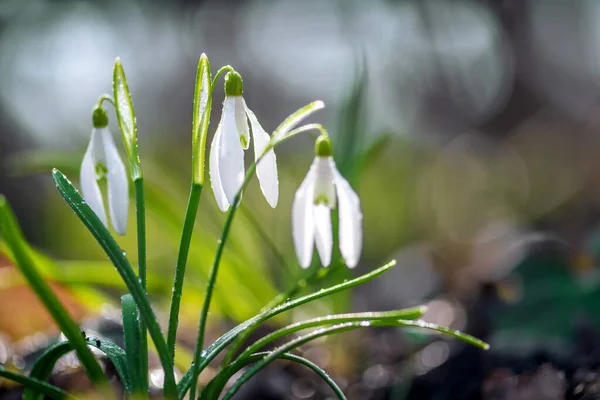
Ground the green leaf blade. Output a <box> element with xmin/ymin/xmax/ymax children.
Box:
<box><xmin>236</xmin><ymin>306</ymin><xmax>427</xmax><ymax>361</ymax></box>
<box><xmin>113</xmin><ymin>57</ymin><xmax>141</xmax><ymax>179</ymax></box>
<box><xmin>192</xmin><ymin>54</ymin><xmax>212</xmax><ymax>184</ymax></box>
<box><xmin>0</xmin><ymin>196</ymin><xmax>109</xmax><ymax>392</ymax></box>
<box><xmin>51</xmin><ymin>169</ymin><xmax>177</xmax><ymax>399</ymax></box>
<box><xmin>177</xmin><ymin>259</ymin><xmax>397</xmax><ymax>398</ymax></box>
<box><xmin>0</xmin><ymin>367</ymin><xmax>77</xmax><ymax>400</ymax></box>
<box><xmin>24</xmin><ymin>339</ymin><xmax>132</xmax><ymax>399</ymax></box>
<box><xmin>122</xmin><ymin>294</ymin><xmax>144</xmax><ymax>394</ymax></box>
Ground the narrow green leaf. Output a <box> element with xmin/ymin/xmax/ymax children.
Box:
<box><xmin>236</xmin><ymin>307</ymin><xmax>427</xmax><ymax>361</ymax></box>
<box><xmin>24</xmin><ymin>339</ymin><xmax>132</xmax><ymax>400</ymax></box>
<box><xmin>51</xmin><ymin>169</ymin><xmax>177</xmax><ymax>399</ymax></box>
<box><xmin>0</xmin><ymin>367</ymin><xmax>77</xmax><ymax>400</ymax></box>
<box><xmin>221</xmin><ymin>322</ymin><xmax>374</xmax><ymax>399</ymax></box>
<box><xmin>177</xmin><ymin>260</ymin><xmax>397</xmax><ymax>398</ymax></box>
<box><xmin>271</xmin><ymin>101</ymin><xmax>325</xmax><ymax>144</ymax></box>
<box><xmin>122</xmin><ymin>294</ymin><xmax>144</xmax><ymax>394</ymax></box>
<box><xmin>192</xmin><ymin>54</ymin><xmax>212</xmax><ymax>185</ymax></box>
<box><xmin>395</xmin><ymin>319</ymin><xmax>490</xmax><ymax>350</ymax></box>
<box><xmin>0</xmin><ymin>196</ymin><xmax>109</xmax><ymax>391</ymax></box>
<box><xmin>222</xmin><ymin>319</ymin><xmax>488</xmax><ymax>399</ymax></box>
<box><xmin>113</xmin><ymin>57</ymin><xmax>141</xmax><ymax>180</ymax></box>
<box><xmin>203</xmin><ymin>352</ymin><xmax>346</xmax><ymax>400</ymax></box>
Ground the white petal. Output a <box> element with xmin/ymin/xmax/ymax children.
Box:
<box><xmin>219</xmin><ymin>97</ymin><xmax>245</xmax><ymax>205</ymax></box>
<box><xmin>245</xmin><ymin>101</ymin><xmax>278</xmax><ymax>208</ymax></box>
<box><xmin>292</xmin><ymin>161</ymin><xmax>318</xmax><ymax>268</ymax></box>
<box><xmin>313</xmin><ymin>157</ymin><xmax>336</xmax><ymax>208</ymax></box>
<box><xmin>209</xmin><ymin>122</ymin><xmax>230</xmax><ymax>212</ymax></box>
<box><xmin>101</xmin><ymin>128</ymin><xmax>129</xmax><ymax>235</ymax></box>
<box><xmin>333</xmin><ymin>169</ymin><xmax>363</xmax><ymax>268</ymax></box>
<box><xmin>80</xmin><ymin>129</ymin><xmax>108</xmax><ymax>228</ymax></box>
<box><xmin>313</xmin><ymin>204</ymin><xmax>332</xmax><ymax>267</ymax></box>
<box><xmin>234</xmin><ymin>97</ymin><xmax>250</xmax><ymax>150</ymax></box>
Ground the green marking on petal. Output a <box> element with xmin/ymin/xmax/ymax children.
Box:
<box><xmin>314</xmin><ymin>194</ymin><xmax>330</xmax><ymax>206</ymax></box>
<box><xmin>96</xmin><ymin>163</ymin><xmax>108</xmax><ymax>179</ymax></box>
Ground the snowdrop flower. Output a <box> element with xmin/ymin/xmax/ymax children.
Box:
<box><xmin>80</xmin><ymin>106</ymin><xmax>129</xmax><ymax>235</ymax></box>
<box><xmin>292</xmin><ymin>136</ymin><xmax>363</xmax><ymax>268</ymax></box>
<box><xmin>210</xmin><ymin>71</ymin><xmax>278</xmax><ymax>211</ymax></box>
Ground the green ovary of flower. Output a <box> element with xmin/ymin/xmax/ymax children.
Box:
<box><xmin>224</xmin><ymin>71</ymin><xmax>243</xmax><ymax>97</ymax></box>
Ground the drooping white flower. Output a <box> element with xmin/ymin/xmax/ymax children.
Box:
<box><xmin>209</xmin><ymin>71</ymin><xmax>279</xmax><ymax>212</ymax></box>
<box><xmin>80</xmin><ymin>108</ymin><xmax>129</xmax><ymax>235</ymax></box>
<box><xmin>292</xmin><ymin>136</ymin><xmax>363</xmax><ymax>268</ymax></box>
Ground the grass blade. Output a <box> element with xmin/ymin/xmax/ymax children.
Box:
<box><xmin>177</xmin><ymin>259</ymin><xmax>396</xmax><ymax>398</ymax></box>
<box><xmin>236</xmin><ymin>307</ymin><xmax>427</xmax><ymax>361</ymax></box>
<box><xmin>202</xmin><ymin>352</ymin><xmax>346</xmax><ymax>400</ymax></box>
<box><xmin>24</xmin><ymin>339</ymin><xmax>132</xmax><ymax>400</ymax></box>
<box><xmin>0</xmin><ymin>197</ymin><xmax>109</xmax><ymax>393</ymax></box>
<box><xmin>122</xmin><ymin>294</ymin><xmax>144</xmax><ymax>394</ymax></box>
<box><xmin>222</xmin><ymin>319</ymin><xmax>488</xmax><ymax>399</ymax></box>
<box><xmin>51</xmin><ymin>169</ymin><xmax>177</xmax><ymax>399</ymax></box>
<box><xmin>0</xmin><ymin>367</ymin><xmax>77</xmax><ymax>400</ymax></box>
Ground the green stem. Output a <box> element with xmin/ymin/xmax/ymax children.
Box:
<box><xmin>97</xmin><ymin>94</ymin><xmax>115</xmax><ymax>108</ymax></box>
<box><xmin>189</xmin><ymin>163</ymin><xmax>257</xmax><ymax>400</ymax></box>
<box><xmin>211</xmin><ymin>65</ymin><xmax>235</xmax><ymax>92</ymax></box>
<box><xmin>0</xmin><ymin>198</ymin><xmax>111</xmax><ymax>394</ymax></box>
<box><xmin>166</xmin><ymin>182</ymin><xmax>203</xmax><ymax>357</ymax></box>
<box><xmin>134</xmin><ymin>178</ymin><xmax>149</xmax><ymax>394</ymax></box>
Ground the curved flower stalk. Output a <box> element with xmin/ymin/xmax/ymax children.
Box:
<box><xmin>80</xmin><ymin>106</ymin><xmax>129</xmax><ymax>235</ymax></box>
<box><xmin>210</xmin><ymin>71</ymin><xmax>278</xmax><ymax>211</ymax></box>
<box><xmin>293</xmin><ymin>135</ymin><xmax>363</xmax><ymax>268</ymax></box>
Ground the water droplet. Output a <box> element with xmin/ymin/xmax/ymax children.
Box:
<box><xmin>150</xmin><ymin>368</ymin><xmax>165</xmax><ymax>389</ymax></box>
<box><xmin>360</xmin><ymin>321</ymin><xmax>371</xmax><ymax>327</ymax></box>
